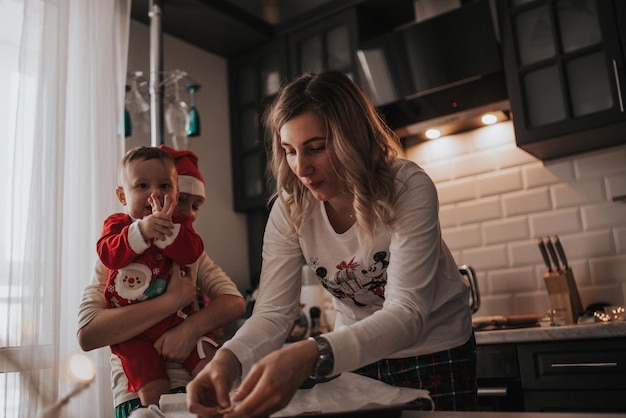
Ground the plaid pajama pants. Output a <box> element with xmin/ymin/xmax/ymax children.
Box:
<box><xmin>354</xmin><ymin>333</ymin><xmax>478</xmax><ymax>411</ymax></box>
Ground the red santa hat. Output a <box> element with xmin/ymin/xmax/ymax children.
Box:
<box><xmin>159</xmin><ymin>145</ymin><xmax>206</xmax><ymax>198</ymax></box>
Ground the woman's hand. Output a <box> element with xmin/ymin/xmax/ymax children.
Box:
<box><xmin>187</xmin><ymin>348</ymin><xmax>241</xmax><ymax>416</ymax></box>
<box><xmin>213</xmin><ymin>339</ymin><xmax>317</xmax><ymax>418</ymax></box>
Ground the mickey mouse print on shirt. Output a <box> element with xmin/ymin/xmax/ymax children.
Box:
<box><xmin>311</xmin><ymin>251</ymin><xmax>389</xmax><ymax>307</ymax></box>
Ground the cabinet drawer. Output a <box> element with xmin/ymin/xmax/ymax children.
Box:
<box><xmin>518</xmin><ymin>338</ymin><xmax>626</xmax><ymax>390</ymax></box>
<box><xmin>524</xmin><ymin>390</ymin><xmax>626</xmax><ymax>413</ymax></box>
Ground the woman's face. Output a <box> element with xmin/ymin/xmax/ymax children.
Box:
<box><xmin>174</xmin><ymin>192</ymin><xmax>204</xmax><ymax>221</ymax></box>
<box><xmin>279</xmin><ymin>111</ymin><xmax>346</xmax><ymax>203</ymax></box>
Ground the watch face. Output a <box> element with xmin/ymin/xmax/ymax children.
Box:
<box><xmin>317</xmin><ymin>354</ymin><xmax>333</xmax><ymax>377</ymax></box>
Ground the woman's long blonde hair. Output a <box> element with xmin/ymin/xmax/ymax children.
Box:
<box><xmin>264</xmin><ymin>70</ymin><xmax>403</xmax><ymax>241</ymax></box>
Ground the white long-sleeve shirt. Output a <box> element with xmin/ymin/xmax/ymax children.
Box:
<box><xmin>223</xmin><ymin>159</ymin><xmax>472</xmax><ymax>378</ymax></box>
<box><xmin>78</xmin><ymin>252</ymin><xmax>243</xmax><ymax>407</ymax></box>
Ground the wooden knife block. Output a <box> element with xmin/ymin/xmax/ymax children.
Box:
<box><xmin>543</xmin><ymin>268</ymin><xmax>583</xmax><ymax>324</ymax></box>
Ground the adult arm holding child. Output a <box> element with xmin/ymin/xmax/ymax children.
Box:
<box><xmin>77</xmin><ymin>261</ymin><xmax>196</xmax><ymax>351</ymax></box>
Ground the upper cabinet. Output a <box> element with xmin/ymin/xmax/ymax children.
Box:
<box><xmin>288</xmin><ymin>9</ymin><xmax>361</xmax><ymax>84</ymax></box>
<box><xmin>497</xmin><ymin>0</ymin><xmax>626</xmax><ymax>160</ymax></box>
<box><xmin>229</xmin><ymin>39</ymin><xmax>287</xmax><ymax>212</ymax></box>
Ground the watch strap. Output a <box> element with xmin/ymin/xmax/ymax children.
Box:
<box><xmin>309</xmin><ymin>335</ymin><xmax>334</xmax><ymax>379</ymax></box>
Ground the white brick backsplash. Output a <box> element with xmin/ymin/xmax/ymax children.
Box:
<box><xmin>456</xmin><ymin>196</ymin><xmax>502</xmax><ymax>225</ymax></box>
<box><xmin>421</xmin><ymin>135</ymin><xmax>473</xmax><ymax>163</ymax></box>
<box><xmin>488</xmin><ymin>267</ymin><xmax>536</xmax><ymax>293</ymax></box>
<box><xmin>451</xmin><ymin>249</ymin><xmax>463</xmax><ymax>265</ymax></box>
<box><xmin>606</xmin><ymin>173</ymin><xmax>626</xmax><ymax>201</ymax></box>
<box><xmin>476</xmin><ymin>294</ymin><xmax>515</xmax><ymax>317</ymax></box>
<box><xmin>615</xmin><ymin>227</ymin><xmax>626</xmax><ymax>253</ymax></box>
<box><xmin>406</xmin><ymin>123</ymin><xmax>626</xmax><ymax>315</ymax></box>
<box><xmin>589</xmin><ymin>254</ymin><xmax>626</xmax><ymax>284</ymax></box>
<box><xmin>495</xmin><ymin>143</ymin><xmax>538</xmax><ymax>169</ymax></box>
<box><xmin>514</xmin><ymin>291</ymin><xmax>551</xmax><ymax>315</ymax></box>
<box><xmin>534</xmin><ymin>265</ymin><xmax>551</xmax><ymax>284</ymax></box>
<box><xmin>439</xmin><ymin>204</ymin><xmax>457</xmax><ymax>228</ymax></box>
<box><xmin>471</xmin><ymin>123</ymin><xmax>514</xmax><ymax>151</ymax></box>
<box><xmin>483</xmin><ymin>217</ymin><xmax>529</xmax><ymax>245</ymax></box>
<box><xmin>403</xmin><ymin>142</ymin><xmax>429</xmax><ymax>165</ymax></box>
<box><xmin>503</xmin><ymin>187</ymin><xmax>551</xmax><ymax>216</ymax></box>
<box><xmin>551</xmin><ymin>178</ymin><xmax>605</xmax><ymax>208</ymax></box>
<box><xmin>578</xmin><ymin>284</ymin><xmax>624</xmax><ymax>308</ymax></box>
<box><xmin>437</xmin><ymin>177</ymin><xmax>477</xmax><ymax>204</ymax></box>
<box><xmin>442</xmin><ymin>224</ymin><xmax>481</xmax><ymax>250</ymax></box>
<box><xmin>574</xmin><ymin>145</ymin><xmax>626</xmax><ymax>179</ymax></box>
<box><xmin>463</xmin><ymin>244</ymin><xmax>508</xmax><ymax>270</ymax></box>
<box><xmin>581</xmin><ymin>202</ymin><xmax>626</xmax><ymax>230</ymax></box>
<box><xmin>421</xmin><ymin>160</ymin><xmax>453</xmax><ymax>183</ymax></box>
<box><xmin>508</xmin><ymin>239</ymin><xmax>543</xmax><ymax>266</ymax></box>
<box><xmin>562</xmin><ymin>230</ymin><xmax>615</xmax><ymax>260</ymax></box>
<box><xmin>452</xmin><ymin>149</ymin><xmax>499</xmax><ymax>179</ymax></box>
<box><xmin>523</xmin><ymin>161</ymin><xmax>574</xmax><ymax>189</ymax></box>
<box><xmin>477</xmin><ymin>168</ymin><xmax>523</xmax><ymax>197</ymax></box>
<box><xmin>529</xmin><ymin>208</ymin><xmax>581</xmax><ymax>237</ymax></box>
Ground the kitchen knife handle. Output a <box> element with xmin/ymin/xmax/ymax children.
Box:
<box><xmin>537</xmin><ymin>238</ymin><xmax>552</xmax><ymax>272</ymax></box>
<box><xmin>545</xmin><ymin>237</ymin><xmax>561</xmax><ymax>271</ymax></box>
<box><xmin>553</xmin><ymin>235</ymin><xmax>569</xmax><ymax>269</ymax></box>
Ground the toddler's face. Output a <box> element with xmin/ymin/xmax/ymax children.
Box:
<box><xmin>117</xmin><ymin>158</ymin><xmax>178</xmax><ymax>219</ymax></box>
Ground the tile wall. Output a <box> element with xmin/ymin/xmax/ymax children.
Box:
<box><xmin>403</xmin><ymin>121</ymin><xmax>626</xmax><ymax>317</ymax></box>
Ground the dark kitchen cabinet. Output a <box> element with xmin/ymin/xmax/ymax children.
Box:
<box><xmin>286</xmin><ymin>5</ymin><xmax>410</xmax><ymax>84</ymax></box>
<box><xmin>229</xmin><ymin>39</ymin><xmax>287</xmax><ymax>212</ymax></box>
<box><xmin>476</xmin><ymin>344</ymin><xmax>525</xmax><ymax>411</ymax></box>
<box><xmin>288</xmin><ymin>9</ymin><xmax>360</xmax><ymax>84</ymax></box>
<box><xmin>229</xmin><ymin>11</ymin><xmax>367</xmax><ymax>213</ymax></box>
<box><xmin>477</xmin><ymin>336</ymin><xmax>626</xmax><ymax>412</ymax></box>
<box><xmin>517</xmin><ymin>337</ymin><xmax>626</xmax><ymax>412</ymax></box>
<box><xmin>497</xmin><ymin>0</ymin><xmax>626</xmax><ymax>160</ymax></box>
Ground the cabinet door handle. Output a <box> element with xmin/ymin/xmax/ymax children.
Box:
<box><xmin>477</xmin><ymin>387</ymin><xmax>509</xmax><ymax>397</ymax></box>
<box><xmin>613</xmin><ymin>59</ymin><xmax>624</xmax><ymax>112</ymax></box>
<box><xmin>551</xmin><ymin>362</ymin><xmax>618</xmax><ymax>369</ymax></box>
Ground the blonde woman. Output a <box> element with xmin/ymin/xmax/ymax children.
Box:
<box><xmin>188</xmin><ymin>70</ymin><xmax>476</xmax><ymax>417</ymax></box>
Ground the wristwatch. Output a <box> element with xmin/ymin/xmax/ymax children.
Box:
<box><xmin>309</xmin><ymin>335</ymin><xmax>334</xmax><ymax>379</ymax></box>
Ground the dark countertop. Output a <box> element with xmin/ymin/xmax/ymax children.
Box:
<box><xmin>474</xmin><ymin>321</ymin><xmax>626</xmax><ymax>345</ymax></box>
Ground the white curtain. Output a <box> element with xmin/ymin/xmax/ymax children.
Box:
<box><xmin>0</xmin><ymin>0</ymin><xmax>130</xmax><ymax>417</ymax></box>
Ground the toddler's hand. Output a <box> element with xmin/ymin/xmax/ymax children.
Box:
<box><xmin>139</xmin><ymin>193</ymin><xmax>176</xmax><ymax>241</ymax></box>
<box><xmin>138</xmin><ymin>213</ymin><xmax>174</xmax><ymax>241</ymax></box>
<box><xmin>149</xmin><ymin>193</ymin><xmax>175</xmax><ymax>221</ymax></box>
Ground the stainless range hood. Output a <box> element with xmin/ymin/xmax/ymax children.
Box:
<box><xmin>357</xmin><ymin>0</ymin><xmax>509</xmax><ymax>140</ymax></box>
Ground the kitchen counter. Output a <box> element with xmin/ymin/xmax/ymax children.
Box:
<box><xmin>280</xmin><ymin>410</ymin><xmax>626</xmax><ymax>417</ymax></box>
<box><xmin>474</xmin><ymin>321</ymin><xmax>626</xmax><ymax>345</ymax></box>
<box><xmin>399</xmin><ymin>412</ymin><xmax>626</xmax><ymax>418</ymax></box>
